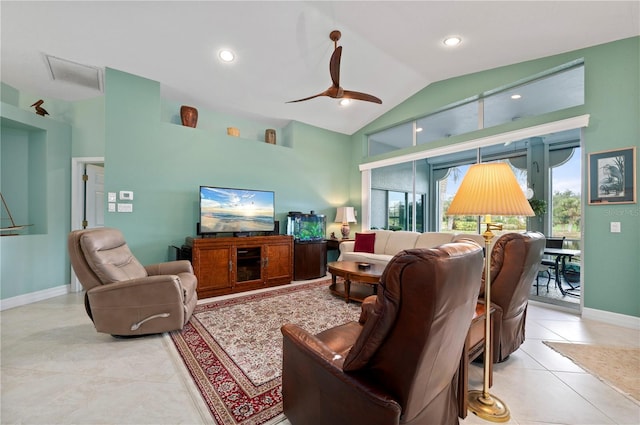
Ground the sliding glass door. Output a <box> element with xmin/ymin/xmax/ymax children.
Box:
<box><xmin>549</xmin><ymin>145</ymin><xmax>582</xmax><ymax>250</ymax></box>
<box><xmin>364</xmin><ymin>128</ymin><xmax>583</xmax><ymax>309</ymax></box>
<box><xmin>370</xmin><ymin>161</ymin><xmax>427</xmax><ymax>232</ymax></box>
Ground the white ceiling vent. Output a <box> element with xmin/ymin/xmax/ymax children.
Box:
<box><xmin>44</xmin><ymin>54</ymin><xmax>103</xmax><ymax>92</ymax></box>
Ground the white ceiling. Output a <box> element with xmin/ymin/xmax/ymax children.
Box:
<box><xmin>2</xmin><ymin>1</ymin><xmax>638</xmax><ymax>135</ymax></box>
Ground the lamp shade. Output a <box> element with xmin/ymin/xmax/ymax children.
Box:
<box><xmin>447</xmin><ymin>163</ymin><xmax>535</xmax><ymax>217</ymax></box>
<box><xmin>334</xmin><ymin>206</ymin><xmax>357</xmax><ymax>223</ymax></box>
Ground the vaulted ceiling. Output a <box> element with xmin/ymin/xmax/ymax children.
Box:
<box><xmin>2</xmin><ymin>1</ymin><xmax>638</xmax><ymax>135</ymax></box>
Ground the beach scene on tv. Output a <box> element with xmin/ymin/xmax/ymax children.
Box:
<box><xmin>200</xmin><ymin>187</ymin><xmax>275</xmax><ymax>233</ymax></box>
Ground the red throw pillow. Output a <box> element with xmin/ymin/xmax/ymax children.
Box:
<box><xmin>354</xmin><ymin>232</ymin><xmax>375</xmax><ymax>253</ymax></box>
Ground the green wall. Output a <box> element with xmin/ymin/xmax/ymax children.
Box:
<box><xmin>1</xmin><ymin>82</ymin><xmax>19</xmax><ymax>105</ymax></box>
<box><xmin>0</xmin><ymin>102</ymin><xmax>71</xmax><ymax>299</ymax></box>
<box><xmin>103</xmin><ymin>68</ymin><xmax>351</xmax><ymax>265</ymax></box>
<box><xmin>351</xmin><ymin>37</ymin><xmax>640</xmax><ymax>318</ymax></box>
<box><xmin>71</xmin><ymin>97</ymin><xmax>105</xmax><ymax>158</ymax></box>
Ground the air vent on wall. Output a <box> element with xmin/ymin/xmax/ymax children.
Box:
<box><xmin>44</xmin><ymin>54</ymin><xmax>103</xmax><ymax>92</ymax></box>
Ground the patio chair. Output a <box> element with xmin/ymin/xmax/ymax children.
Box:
<box><xmin>535</xmin><ymin>236</ymin><xmax>565</xmax><ymax>294</ymax></box>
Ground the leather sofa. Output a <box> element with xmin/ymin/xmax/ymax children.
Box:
<box><xmin>68</xmin><ymin>227</ymin><xmax>197</xmax><ymax>336</ymax></box>
<box><xmin>338</xmin><ymin>229</ymin><xmax>485</xmax><ymax>267</ymax></box>
<box><xmin>281</xmin><ymin>240</ymin><xmax>484</xmax><ymax>425</ymax></box>
<box><xmin>480</xmin><ymin>231</ymin><xmax>545</xmax><ymax>362</ymax></box>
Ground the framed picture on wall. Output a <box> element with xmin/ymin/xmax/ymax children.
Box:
<box><xmin>588</xmin><ymin>147</ymin><xmax>636</xmax><ymax>205</ymax></box>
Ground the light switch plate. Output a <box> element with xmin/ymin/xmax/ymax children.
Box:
<box><xmin>108</xmin><ymin>192</ymin><xmax>116</xmax><ymax>202</ymax></box>
<box><xmin>108</xmin><ymin>203</ymin><xmax>116</xmax><ymax>212</ymax></box>
<box><xmin>117</xmin><ymin>203</ymin><xmax>133</xmax><ymax>213</ymax></box>
<box><xmin>610</xmin><ymin>221</ymin><xmax>621</xmax><ymax>233</ymax></box>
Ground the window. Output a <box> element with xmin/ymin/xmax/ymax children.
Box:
<box><xmin>388</xmin><ymin>191</ymin><xmax>406</xmax><ymax>230</ymax></box>
<box><xmin>368</xmin><ymin>122</ymin><xmax>413</xmax><ymax>156</ymax></box>
<box><xmin>416</xmin><ymin>101</ymin><xmax>479</xmax><ymax>146</ymax></box>
<box><xmin>362</xmin><ymin>122</ymin><xmax>585</xmax><ymax>309</ymax></box>
<box><xmin>550</xmin><ymin>145</ymin><xmax>581</xmax><ymax>248</ymax></box>
<box><xmin>370</xmin><ymin>161</ymin><xmax>426</xmax><ymax>231</ymax></box>
<box><xmin>436</xmin><ymin>157</ymin><xmax>528</xmax><ymax>235</ymax></box>
<box><xmin>366</xmin><ymin>62</ymin><xmax>584</xmax><ymax>158</ymax></box>
<box><xmin>483</xmin><ymin>65</ymin><xmax>584</xmax><ymax>127</ymax></box>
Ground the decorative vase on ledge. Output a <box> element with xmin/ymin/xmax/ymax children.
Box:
<box><xmin>265</xmin><ymin>129</ymin><xmax>276</xmax><ymax>144</ymax></box>
<box><xmin>180</xmin><ymin>106</ymin><xmax>198</xmax><ymax>128</ymax></box>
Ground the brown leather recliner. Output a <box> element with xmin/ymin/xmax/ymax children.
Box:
<box><xmin>281</xmin><ymin>241</ymin><xmax>485</xmax><ymax>425</ymax></box>
<box><xmin>480</xmin><ymin>231</ymin><xmax>545</xmax><ymax>362</ymax></box>
<box><xmin>68</xmin><ymin>227</ymin><xmax>197</xmax><ymax>336</ymax></box>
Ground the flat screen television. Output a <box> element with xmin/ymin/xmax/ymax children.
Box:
<box><xmin>199</xmin><ymin>186</ymin><xmax>275</xmax><ymax>235</ymax></box>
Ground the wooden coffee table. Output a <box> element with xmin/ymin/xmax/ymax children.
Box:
<box><xmin>327</xmin><ymin>261</ymin><xmax>385</xmax><ymax>303</ymax></box>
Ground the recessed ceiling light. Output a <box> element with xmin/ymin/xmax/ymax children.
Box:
<box><xmin>339</xmin><ymin>99</ymin><xmax>350</xmax><ymax>106</ymax></box>
<box><xmin>415</xmin><ymin>127</ymin><xmax>423</xmax><ymax>132</ymax></box>
<box><xmin>218</xmin><ymin>49</ymin><xmax>235</xmax><ymax>62</ymax></box>
<box><xmin>511</xmin><ymin>94</ymin><xmax>522</xmax><ymax>100</ymax></box>
<box><xmin>443</xmin><ymin>36</ymin><xmax>462</xmax><ymax>47</ymax></box>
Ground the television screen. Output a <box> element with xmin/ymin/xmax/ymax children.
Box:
<box><xmin>199</xmin><ymin>186</ymin><xmax>275</xmax><ymax>234</ymax></box>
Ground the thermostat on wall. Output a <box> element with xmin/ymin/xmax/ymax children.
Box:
<box><xmin>119</xmin><ymin>191</ymin><xmax>134</xmax><ymax>200</ymax></box>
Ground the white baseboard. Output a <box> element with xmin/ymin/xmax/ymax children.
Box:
<box><xmin>0</xmin><ymin>285</ymin><xmax>71</xmax><ymax>311</ymax></box>
<box><xmin>582</xmin><ymin>307</ymin><xmax>640</xmax><ymax>330</ymax></box>
<box><xmin>529</xmin><ymin>299</ymin><xmax>580</xmax><ymax>314</ymax></box>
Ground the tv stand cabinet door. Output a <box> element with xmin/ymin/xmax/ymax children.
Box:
<box><xmin>264</xmin><ymin>240</ymin><xmax>293</xmax><ymax>285</ymax></box>
<box><xmin>193</xmin><ymin>245</ymin><xmax>232</xmax><ymax>298</ymax></box>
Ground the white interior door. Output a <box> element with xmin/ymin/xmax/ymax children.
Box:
<box><xmin>70</xmin><ymin>157</ymin><xmax>104</xmax><ymax>292</ymax></box>
<box><xmin>85</xmin><ymin>164</ymin><xmax>105</xmax><ymax>228</ymax></box>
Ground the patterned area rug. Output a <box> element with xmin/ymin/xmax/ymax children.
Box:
<box><xmin>544</xmin><ymin>341</ymin><xmax>640</xmax><ymax>402</ymax></box>
<box><xmin>170</xmin><ymin>280</ymin><xmax>361</xmax><ymax>425</ymax></box>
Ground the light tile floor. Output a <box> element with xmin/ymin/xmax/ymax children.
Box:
<box><xmin>1</xmin><ymin>289</ymin><xmax>638</xmax><ymax>424</ymax></box>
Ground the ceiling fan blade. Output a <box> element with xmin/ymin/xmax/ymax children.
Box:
<box><xmin>288</xmin><ymin>31</ymin><xmax>381</xmax><ymax>105</ymax></box>
<box><xmin>286</xmin><ymin>89</ymin><xmax>332</xmax><ymax>103</ymax></box>
<box><xmin>330</xmin><ymin>46</ymin><xmax>342</xmax><ymax>88</ymax></box>
<box><xmin>342</xmin><ymin>90</ymin><xmax>382</xmax><ymax>104</ymax></box>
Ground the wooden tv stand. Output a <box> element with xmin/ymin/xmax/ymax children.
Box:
<box><xmin>186</xmin><ymin>235</ymin><xmax>293</xmax><ymax>299</ymax></box>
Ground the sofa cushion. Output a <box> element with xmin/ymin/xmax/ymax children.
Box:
<box><xmin>414</xmin><ymin>232</ymin><xmax>455</xmax><ymax>249</ymax></box>
<box><xmin>354</xmin><ymin>232</ymin><xmax>376</xmax><ymax>253</ymax></box>
<box><xmin>373</xmin><ymin>230</ymin><xmax>392</xmax><ymax>254</ymax></box>
<box><xmin>453</xmin><ymin>233</ymin><xmax>485</xmax><ymax>246</ymax></box>
<box><xmin>453</xmin><ymin>233</ymin><xmax>496</xmax><ymax>254</ymax></box>
<box><xmin>384</xmin><ymin>231</ymin><xmax>420</xmax><ymax>255</ymax></box>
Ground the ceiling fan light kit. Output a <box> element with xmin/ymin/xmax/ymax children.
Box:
<box><xmin>287</xmin><ymin>30</ymin><xmax>382</xmax><ymax>105</ymax></box>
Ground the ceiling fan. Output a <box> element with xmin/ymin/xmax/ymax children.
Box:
<box><xmin>287</xmin><ymin>30</ymin><xmax>382</xmax><ymax>105</ymax></box>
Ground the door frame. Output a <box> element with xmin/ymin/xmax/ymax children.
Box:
<box><xmin>70</xmin><ymin>156</ymin><xmax>104</xmax><ymax>292</ymax></box>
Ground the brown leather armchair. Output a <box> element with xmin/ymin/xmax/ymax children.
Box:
<box><xmin>281</xmin><ymin>241</ymin><xmax>484</xmax><ymax>425</ymax></box>
<box><xmin>480</xmin><ymin>231</ymin><xmax>545</xmax><ymax>362</ymax></box>
<box><xmin>68</xmin><ymin>227</ymin><xmax>197</xmax><ymax>336</ymax></box>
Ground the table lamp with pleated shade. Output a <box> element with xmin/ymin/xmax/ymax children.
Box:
<box><xmin>334</xmin><ymin>206</ymin><xmax>357</xmax><ymax>239</ymax></box>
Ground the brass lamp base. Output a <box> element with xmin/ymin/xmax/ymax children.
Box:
<box><xmin>468</xmin><ymin>390</ymin><xmax>510</xmax><ymax>422</ymax></box>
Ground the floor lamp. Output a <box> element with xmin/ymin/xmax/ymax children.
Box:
<box><xmin>447</xmin><ymin>162</ymin><xmax>534</xmax><ymax>422</ymax></box>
